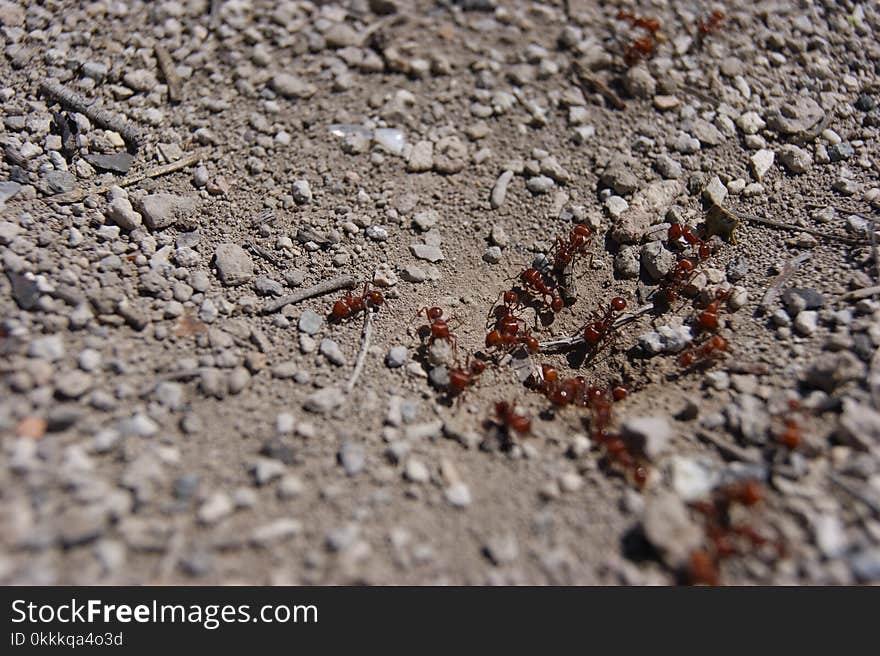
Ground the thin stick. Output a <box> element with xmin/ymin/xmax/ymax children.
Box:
<box><xmin>760</xmin><ymin>252</ymin><xmax>811</xmax><ymax>311</ymax></box>
<box><xmin>154</xmin><ymin>44</ymin><xmax>182</xmax><ymax>103</ymax></box>
<box><xmin>261</xmin><ymin>275</ymin><xmax>356</xmax><ymax>314</ymax></box>
<box><xmin>347</xmin><ymin>310</ymin><xmax>374</xmax><ymax>392</ymax></box>
<box><xmin>39</xmin><ymin>80</ymin><xmax>144</xmax><ymax>147</ymax></box>
<box><xmin>45</xmin><ymin>150</ymin><xmax>207</xmax><ymax>203</ymax></box>
<box><xmin>843</xmin><ymin>285</ymin><xmax>880</xmax><ymax>301</ymax></box>
<box><xmin>538</xmin><ymin>304</ymin><xmax>653</xmax><ymax>351</ymax></box>
<box><xmin>571</xmin><ymin>60</ymin><xmax>625</xmax><ymax>110</ymax></box>
<box><xmin>697</xmin><ymin>430</ymin><xmax>762</xmax><ymax>464</ymax></box>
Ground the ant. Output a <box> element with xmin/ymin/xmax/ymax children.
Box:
<box><xmin>329</xmin><ymin>283</ymin><xmax>385</xmax><ymax>322</ymax></box>
<box><xmin>687</xmin><ymin>479</ymin><xmax>782</xmax><ymax>585</ymax></box>
<box><xmin>447</xmin><ymin>356</ymin><xmax>485</xmax><ymax>397</ymax></box>
<box><xmin>616</xmin><ymin>10</ymin><xmax>662</xmax><ymax>66</ymax></box>
<box><xmin>487</xmin><ymin>290</ymin><xmax>527</xmax><ymax>334</ymax></box>
<box><xmin>775</xmin><ymin>399</ymin><xmax>803</xmax><ymax>450</ymax></box>
<box><xmin>520</xmin><ymin>268</ymin><xmax>565</xmax><ymax>314</ymax></box>
<box><xmin>417</xmin><ymin>306</ymin><xmax>458</xmax><ymax>357</ymax></box>
<box><xmin>586</xmin><ymin>385</ymin><xmax>647</xmax><ymax>488</ymax></box>
<box><xmin>582</xmin><ymin>296</ymin><xmax>627</xmax><ymax>347</ymax></box>
<box><xmin>550</xmin><ymin>224</ymin><xmax>593</xmax><ymax>276</ymax></box>
<box><xmin>668</xmin><ymin>223</ymin><xmax>713</xmax><ymax>261</ymax></box>
<box><xmin>532</xmin><ymin>365</ymin><xmax>588</xmax><ymax>407</ymax></box>
<box><xmin>694</xmin><ymin>288</ymin><xmax>730</xmax><ymax>332</ymax></box>
<box><xmin>616</xmin><ymin>10</ymin><xmax>661</xmax><ymax>34</ymax></box>
<box><xmin>492</xmin><ymin>400</ymin><xmax>531</xmax><ymax>436</ymax></box>
<box><xmin>657</xmin><ymin>224</ymin><xmax>714</xmax><ymax>304</ymax></box>
<box><xmin>697</xmin><ymin>10</ymin><xmax>725</xmax><ymax>36</ymax></box>
<box><xmin>678</xmin><ymin>334</ymin><xmax>729</xmax><ymax>369</ymax></box>
<box><xmin>485</xmin><ymin>326</ymin><xmax>539</xmax><ymax>354</ymax></box>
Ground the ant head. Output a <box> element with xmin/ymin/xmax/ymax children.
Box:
<box><xmin>611</xmin><ymin>296</ymin><xmax>627</xmax><ymax>312</ymax></box>
<box><xmin>551</xmin><ymin>296</ymin><xmax>564</xmax><ymax>313</ymax></box>
<box><xmin>485</xmin><ymin>330</ymin><xmax>502</xmax><ymax>348</ymax></box>
<box><xmin>426</xmin><ymin>306</ymin><xmax>443</xmax><ymax>320</ymax></box>
<box><xmin>502</xmin><ymin>290</ymin><xmax>518</xmax><ymax>305</ymax></box>
<box><xmin>470</xmin><ymin>358</ymin><xmax>485</xmax><ymax>375</ymax></box>
<box><xmin>368</xmin><ymin>291</ymin><xmax>384</xmax><ymax>305</ymax></box>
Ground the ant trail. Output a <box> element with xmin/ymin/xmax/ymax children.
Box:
<box><xmin>262</xmin><ymin>275</ymin><xmax>356</xmax><ymax>314</ymax></box>
<box><xmin>537</xmin><ymin>304</ymin><xmax>654</xmax><ymax>351</ymax></box>
<box><xmin>347</xmin><ymin>308</ymin><xmax>373</xmax><ymax>392</ymax></box>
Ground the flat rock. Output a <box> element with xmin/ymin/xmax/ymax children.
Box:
<box><xmin>84</xmin><ymin>152</ymin><xmax>135</xmax><ymax>174</ymax></box>
<box><xmin>271</xmin><ymin>73</ymin><xmax>317</xmax><ymax>99</ymax></box>
<box><xmin>214</xmin><ymin>243</ymin><xmax>253</xmax><ymax>286</ymax></box>
<box><xmin>642</xmin><ymin>491</ymin><xmax>703</xmax><ymax>569</ymax></box>
<box><xmin>766</xmin><ymin>97</ymin><xmax>824</xmax><ymax>135</ymax></box>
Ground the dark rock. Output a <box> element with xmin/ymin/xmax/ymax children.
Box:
<box><xmin>84</xmin><ymin>152</ymin><xmax>135</xmax><ymax>174</ymax></box>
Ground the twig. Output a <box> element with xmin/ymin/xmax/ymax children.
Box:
<box><xmin>261</xmin><ymin>275</ymin><xmax>356</xmax><ymax>314</ymax></box>
<box><xmin>842</xmin><ymin>285</ymin><xmax>880</xmax><ymax>301</ymax></box>
<box><xmin>538</xmin><ymin>304</ymin><xmax>654</xmax><ymax>351</ymax></box>
<box><xmin>39</xmin><ymin>80</ymin><xmax>144</xmax><ymax>148</ymax></box>
<box><xmin>716</xmin><ymin>203</ymin><xmax>867</xmax><ymax>245</ymax></box>
<box><xmin>760</xmin><ymin>252</ymin><xmax>812</xmax><ymax>311</ymax></box>
<box><xmin>347</xmin><ymin>309</ymin><xmax>374</xmax><ymax>392</ymax></box>
<box><xmin>697</xmin><ymin>430</ymin><xmax>762</xmax><ymax>464</ymax></box>
<box><xmin>154</xmin><ymin>45</ymin><xmax>182</xmax><ymax>103</ymax></box>
<box><xmin>45</xmin><ymin>150</ymin><xmax>207</xmax><ymax>203</ymax></box>
<box><xmin>245</xmin><ymin>242</ymin><xmax>284</xmax><ymax>268</ymax></box>
<box><xmin>571</xmin><ymin>60</ymin><xmax>625</xmax><ymax>110</ymax></box>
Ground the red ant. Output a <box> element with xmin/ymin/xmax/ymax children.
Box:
<box><xmin>658</xmin><ymin>224</ymin><xmax>714</xmax><ymax>304</ymax></box>
<box><xmin>586</xmin><ymin>385</ymin><xmax>647</xmax><ymax>488</ymax></box>
<box><xmin>520</xmin><ymin>268</ymin><xmax>564</xmax><ymax>314</ymax></box>
<box><xmin>678</xmin><ymin>334</ymin><xmax>729</xmax><ymax>369</ymax></box>
<box><xmin>775</xmin><ymin>399</ymin><xmax>803</xmax><ymax>450</ymax></box>
<box><xmin>697</xmin><ymin>10</ymin><xmax>725</xmax><ymax>36</ymax></box>
<box><xmin>485</xmin><ymin>326</ymin><xmax>539</xmax><ymax>354</ymax></box>
<box><xmin>616</xmin><ymin>10</ymin><xmax>662</xmax><ymax>66</ymax></box>
<box><xmin>582</xmin><ymin>296</ymin><xmax>627</xmax><ymax>347</ymax></box>
<box><xmin>694</xmin><ymin>288</ymin><xmax>730</xmax><ymax>332</ymax></box>
<box><xmin>417</xmin><ymin>306</ymin><xmax>458</xmax><ymax>357</ymax></box>
<box><xmin>668</xmin><ymin>223</ymin><xmax>713</xmax><ymax>261</ymax></box>
<box><xmin>550</xmin><ymin>224</ymin><xmax>593</xmax><ymax>275</ymax></box>
<box><xmin>447</xmin><ymin>356</ymin><xmax>485</xmax><ymax>397</ymax></box>
<box><xmin>329</xmin><ymin>283</ymin><xmax>385</xmax><ymax>322</ymax></box>
<box><xmin>487</xmin><ymin>290</ymin><xmax>526</xmax><ymax>333</ymax></box>
<box><xmin>492</xmin><ymin>400</ymin><xmax>532</xmax><ymax>436</ymax></box>
<box><xmin>533</xmin><ymin>365</ymin><xmax>588</xmax><ymax>407</ymax></box>
<box><xmin>616</xmin><ymin>10</ymin><xmax>661</xmax><ymax>34</ymax></box>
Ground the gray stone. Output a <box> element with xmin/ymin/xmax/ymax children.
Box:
<box><xmin>621</xmin><ymin>416</ymin><xmax>672</xmax><ymax>460</ymax></box>
<box><xmin>105</xmin><ymin>197</ymin><xmax>142</xmax><ymax>231</ymax></box>
<box><xmin>803</xmin><ymin>351</ymin><xmax>865</xmax><ymax>392</ymax></box>
<box><xmin>837</xmin><ymin>398</ymin><xmax>880</xmax><ymax>451</ymax></box>
<box><xmin>304</xmin><ymin>387</ymin><xmax>343</xmax><ymax>413</ymax></box>
<box><xmin>766</xmin><ymin>97</ymin><xmax>825</xmax><ymax>135</ymax></box>
<box><xmin>44</xmin><ymin>170</ymin><xmax>75</xmax><ymax>194</ymax></box>
<box><xmin>251</xmin><ymin>519</ymin><xmax>301</xmax><ymax>547</ymax></box>
<box><xmin>386</xmin><ymin>346</ymin><xmax>408</xmax><ymax>368</ymax></box>
<box><xmin>600</xmin><ymin>155</ymin><xmax>640</xmax><ymax>195</ymax></box>
<box><xmin>483</xmin><ymin>246</ymin><xmax>503</xmax><ymax>263</ymax></box>
<box><xmin>702</xmin><ymin>176</ymin><xmax>728</xmax><ymax>206</ymax></box>
<box><xmin>642</xmin><ymin>491</ymin><xmax>703</xmax><ymax>568</ymax></box>
<box><xmin>750</xmin><ymin>149</ymin><xmax>775</xmax><ymax>181</ymax></box>
<box><xmin>668</xmin><ymin>456</ymin><xmax>718</xmax><ymax>502</ymax></box>
<box><xmin>292</xmin><ymin>179</ymin><xmax>312</xmax><ymax>204</ymax></box>
<box><xmin>624</xmin><ymin>65</ymin><xmax>656</xmax><ymax>98</ymax></box>
<box><xmin>614</xmin><ymin>246</ymin><xmax>640</xmax><ymax>278</ymax></box>
<box><xmin>413</xmin><ymin>210</ymin><xmax>439</xmax><ymax>231</ymax></box>
<box><xmin>29</xmin><ymin>335</ymin><xmax>65</xmax><ymax>361</ymax></box>
<box><xmin>271</xmin><ymin>73</ymin><xmax>316</xmax><ymax>99</ymax></box>
<box><xmin>690</xmin><ymin>118</ymin><xmax>725</xmax><ymax>146</ymax></box>
<box><xmin>490</xmin><ymin>170</ymin><xmax>514</xmax><ymax>209</ymax></box>
<box><xmin>445</xmin><ymin>482</ymin><xmax>472</xmax><ymax>507</ymax></box>
<box><xmin>404</xmin><ymin>458</ymin><xmax>430</xmax><ymax>483</ymax></box>
<box><xmin>138</xmin><ymin>193</ymin><xmax>194</xmax><ymax>230</ymax></box>
<box><xmin>214</xmin><ymin>243</ymin><xmax>253</xmax><ymax>286</ymax></box>
<box><xmin>406</xmin><ymin>140</ymin><xmax>434</xmax><ymax>172</ymax></box>
<box><xmin>55</xmin><ymin>371</ymin><xmax>93</xmax><ymax>399</ymax></box>
<box><xmin>298</xmin><ymin>309</ymin><xmax>323</xmax><ymax>335</ymax></box>
<box><xmin>725</xmin><ymin>394</ymin><xmax>770</xmax><ymax>444</ymax></box>
<box><xmin>654</xmin><ymin>154</ymin><xmax>682</xmax><ymax>179</ymax></box>
<box><xmin>198</xmin><ymin>492</ymin><xmax>234</xmax><ymax>525</ymax></box>
<box><xmin>320</xmin><ymin>338</ymin><xmax>346</xmax><ymax>366</ymax></box>
<box><xmin>850</xmin><ymin>549</ymin><xmax>880</xmax><ymax>582</ymax></box>
<box><xmin>410</xmin><ymin>243</ymin><xmax>444</xmax><ymax>262</ymax></box>
<box><xmin>640</xmin><ymin>241</ymin><xmax>676</xmax><ymax>281</ymax></box>
<box><xmin>779</xmin><ymin>144</ymin><xmax>812</xmax><ymax>174</ymax></box>
<box><xmin>254</xmin><ymin>275</ymin><xmax>283</xmax><ymax>296</ymax></box>
<box><xmin>526</xmin><ymin>175</ymin><xmax>554</xmax><ymax>194</ymax></box>
<box><xmin>611</xmin><ymin>179</ymin><xmax>682</xmax><ymax>244</ymax></box>
<box><xmin>827</xmin><ymin>142</ymin><xmax>854</xmax><ymax>162</ymax></box>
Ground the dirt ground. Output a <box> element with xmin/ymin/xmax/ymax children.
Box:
<box><xmin>2</xmin><ymin>0</ymin><xmax>880</xmax><ymax>585</ymax></box>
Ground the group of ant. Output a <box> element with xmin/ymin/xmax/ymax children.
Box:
<box><xmin>686</xmin><ymin>479</ymin><xmax>785</xmax><ymax>586</ymax></box>
<box><xmin>616</xmin><ymin>9</ymin><xmax>726</xmax><ymax>67</ymax></box>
